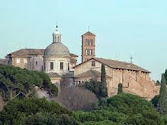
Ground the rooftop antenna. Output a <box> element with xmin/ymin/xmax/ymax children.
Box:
<box><xmin>130</xmin><ymin>56</ymin><xmax>133</xmax><ymax>63</ymax></box>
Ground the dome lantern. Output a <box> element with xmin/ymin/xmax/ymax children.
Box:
<box><xmin>44</xmin><ymin>26</ymin><xmax>70</xmax><ymax>58</ymax></box>
<box><xmin>53</xmin><ymin>25</ymin><xmax>61</xmax><ymax>43</ymax></box>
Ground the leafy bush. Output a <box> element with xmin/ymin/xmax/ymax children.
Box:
<box><xmin>0</xmin><ymin>98</ymin><xmax>71</xmax><ymax>125</ymax></box>
<box><xmin>23</xmin><ymin>113</ymin><xmax>80</xmax><ymax>125</ymax></box>
<box><xmin>73</xmin><ymin>93</ymin><xmax>163</xmax><ymax>124</ymax></box>
<box><xmin>96</xmin><ymin>93</ymin><xmax>157</xmax><ymax>115</ymax></box>
<box><xmin>73</xmin><ymin>110</ymin><xmax>127</xmax><ymax>124</ymax></box>
<box><xmin>151</xmin><ymin>95</ymin><xmax>160</xmax><ymax>107</ymax></box>
<box><xmin>84</xmin><ymin>64</ymin><xmax>108</xmax><ymax>99</ymax></box>
<box><xmin>85</xmin><ymin>80</ymin><xmax>107</xmax><ymax>99</ymax></box>
<box><xmin>0</xmin><ymin>65</ymin><xmax>58</xmax><ymax>101</ymax></box>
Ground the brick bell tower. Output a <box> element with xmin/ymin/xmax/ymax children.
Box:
<box><xmin>81</xmin><ymin>31</ymin><xmax>96</xmax><ymax>62</ymax></box>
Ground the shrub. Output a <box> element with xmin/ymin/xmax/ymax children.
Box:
<box><xmin>0</xmin><ymin>65</ymin><xmax>58</xmax><ymax>101</ymax></box>
<box><xmin>0</xmin><ymin>98</ymin><xmax>71</xmax><ymax>125</ymax></box>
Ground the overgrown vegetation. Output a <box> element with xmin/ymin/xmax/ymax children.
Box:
<box><xmin>56</xmin><ymin>87</ymin><xmax>98</xmax><ymax>111</ymax></box>
<box><xmin>73</xmin><ymin>93</ymin><xmax>162</xmax><ymax>125</ymax></box>
<box><xmin>1</xmin><ymin>65</ymin><xmax>167</xmax><ymax>124</ymax></box>
<box><xmin>0</xmin><ymin>98</ymin><xmax>79</xmax><ymax>125</ymax></box>
<box><xmin>158</xmin><ymin>74</ymin><xmax>167</xmax><ymax>115</ymax></box>
<box><xmin>0</xmin><ymin>65</ymin><xmax>58</xmax><ymax>102</ymax></box>
<box><xmin>84</xmin><ymin>64</ymin><xmax>108</xmax><ymax>99</ymax></box>
<box><xmin>0</xmin><ymin>93</ymin><xmax>162</xmax><ymax>125</ymax></box>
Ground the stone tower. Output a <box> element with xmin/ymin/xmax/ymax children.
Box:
<box><xmin>81</xmin><ymin>31</ymin><xmax>96</xmax><ymax>62</ymax></box>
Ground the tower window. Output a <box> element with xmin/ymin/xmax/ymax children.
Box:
<box><xmin>60</xmin><ymin>62</ymin><xmax>63</xmax><ymax>70</ymax></box>
<box><xmin>90</xmin><ymin>39</ymin><xmax>93</xmax><ymax>46</ymax></box>
<box><xmin>85</xmin><ymin>49</ymin><xmax>88</xmax><ymax>55</ymax></box>
<box><xmin>85</xmin><ymin>39</ymin><xmax>89</xmax><ymax>46</ymax></box>
<box><xmin>90</xmin><ymin>49</ymin><xmax>93</xmax><ymax>55</ymax></box>
<box><xmin>50</xmin><ymin>62</ymin><xmax>54</xmax><ymax>70</ymax></box>
<box><xmin>92</xmin><ymin>61</ymin><xmax>95</xmax><ymax>66</ymax></box>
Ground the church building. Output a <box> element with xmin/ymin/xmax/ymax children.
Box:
<box><xmin>74</xmin><ymin>31</ymin><xmax>160</xmax><ymax>100</ymax></box>
<box><xmin>6</xmin><ymin>26</ymin><xmax>78</xmax><ymax>84</ymax></box>
<box><xmin>4</xmin><ymin>26</ymin><xmax>160</xmax><ymax>99</ymax></box>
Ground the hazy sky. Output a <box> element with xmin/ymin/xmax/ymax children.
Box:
<box><xmin>0</xmin><ymin>0</ymin><xmax>167</xmax><ymax>81</ymax></box>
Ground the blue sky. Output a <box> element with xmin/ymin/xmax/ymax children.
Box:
<box><xmin>0</xmin><ymin>0</ymin><xmax>167</xmax><ymax>81</ymax></box>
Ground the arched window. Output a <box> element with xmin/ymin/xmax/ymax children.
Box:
<box><xmin>90</xmin><ymin>49</ymin><xmax>92</xmax><ymax>55</ymax></box>
<box><xmin>90</xmin><ymin>39</ymin><xmax>93</xmax><ymax>46</ymax></box>
<box><xmin>85</xmin><ymin>39</ymin><xmax>88</xmax><ymax>46</ymax></box>
<box><xmin>85</xmin><ymin>49</ymin><xmax>88</xmax><ymax>55</ymax></box>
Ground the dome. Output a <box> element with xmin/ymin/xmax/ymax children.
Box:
<box><xmin>44</xmin><ymin>42</ymin><xmax>70</xmax><ymax>58</ymax></box>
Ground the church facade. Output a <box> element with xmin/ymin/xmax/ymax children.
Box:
<box><xmin>4</xmin><ymin>26</ymin><xmax>159</xmax><ymax>99</ymax></box>
<box><xmin>74</xmin><ymin>31</ymin><xmax>160</xmax><ymax>100</ymax></box>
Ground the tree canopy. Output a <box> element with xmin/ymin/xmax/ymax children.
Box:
<box><xmin>158</xmin><ymin>74</ymin><xmax>167</xmax><ymax>115</ymax></box>
<box><xmin>0</xmin><ymin>98</ymin><xmax>75</xmax><ymax>125</ymax></box>
<box><xmin>84</xmin><ymin>64</ymin><xmax>108</xmax><ymax>99</ymax></box>
<box><xmin>0</xmin><ymin>65</ymin><xmax>58</xmax><ymax>101</ymax></box>
<box><xmin>73</xmin><ymin>93</ymin><xmax>162</xmax><ymax>125</ymax></box>
<box><xmin>0</xmin><ymin>93</ymin><xmax>163</xmax><ymax>125</ymax></box>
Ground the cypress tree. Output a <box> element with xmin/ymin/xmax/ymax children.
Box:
<box><xmin>118</xmin><ymin>83</ymin><xmax>123</xmax><ymax>94</ymax></box>
<box><xmin>158</xmin><ymin>74</ymin><xmax>167</xmax><ymax>114</ymax></box>
<box><xmin>101</xmin><ymin>63</ymin><xmax>106</xmax><ymax>83</ymax></box>
<box><xmin>164</xmin><ymin>69</ymin><xmax>167</xmax><ymax>81</ymax></box>
<box><xmin>100</xmin><ymin>63</ymin><xmax>107</xmax><ymax>98</ymax></box>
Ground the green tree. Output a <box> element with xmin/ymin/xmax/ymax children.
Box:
<box><xmin>151</xmin><ymin>95</ymin><xmax>160</xmax><ymax>107</ymax></box>
<box><xmin>156</xmin><ymin>80</ymin><xmax>161</xmax><ymax>85</ymax></box>
<box><xmin>0</xmin><ymin>65</ymin><xmax>58</xmax><ymax>102</ymax></box>
<box><xmin>0</xmin><ymin>98</ymin><xmax>71</xmax><ymax>125</ymax></box>
<box><xmin>158</xmin><ymin>74</ymin><xmax>167</xmax><ymax>115</ymax></box>
<box><xmin>101</xmin><ymin>63</ymin><xmax>106</xmax><ymax>83</ymax></box>
<box><xmin>23</xmin><ymin>113</ymin><xmax>80</xmax><ymax>125</ymax></box>
<box><xmin>117</xmin><ymin>83</ymin><xmax>123</xmax><ymax>94</ymax></box>
<box><xmin>73</xmin><ymin>93</ymin><xmax>162</xmax><ymax>125</ymax></box>
<box><xmin>100</xmin><ymin>64</ymin><xmax>107</xmax><ymax>98</ymax></box>
<box><xmin>164</xmin><ymin>69</ymin><xmax>167</xmax><ymax>81</ymax></box>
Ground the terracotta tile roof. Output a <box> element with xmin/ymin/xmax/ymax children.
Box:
<box><xmin>7</xmin><ymin>48</ymin><xmax>78</xmax><ymax>57</ymax></box>
<box><xmin>8</xmin><ymin>49</ymin><xmax>45</xmax><ymax>56</ymax></box>
<box><xmin>70</xmin><ymin>58</ymin><xmax>77</xmax><ymax>64</ymax></box>
<box><xmin>74</xmin><ymin>58</ymin><xmax>150</xmax><ymax>73</ymax></box>
<box><xmin>95</xmin><ymin>58</ymin><xmax>150</xmax><ymax>73</ymax></box>
<box><xmin>82</xmin><ymin>31</ymin><xmax>96</xmax><ymax>36</ymax></box>
<box><xmin>75</xmin><ymin>70</ymin><xmax>100</xmax><ymax>78</ymax></box>
<box><xmin>75</xmin><ymin>70</ymin><xmax>111</xmax><ymax>78</ymax></box>
<box><xmin>70</xmin><ymin>53</ymin><xmax>78</xmax><ymax>57</ymax></box>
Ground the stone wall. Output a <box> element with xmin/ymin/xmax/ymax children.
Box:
<box><xmin>9</xmin><ymin>56</ymin><xmax>44</xmax><ymax>71</ymax></box>
<box><xmin>44</xmin><ymin>57</ymin><xmax>70</xmax><ymax>75</ymax></box>
<box><xmin>74</xmin><ymin>59</ymin><xmax>160</xmax><ymax>99</ymax></box>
